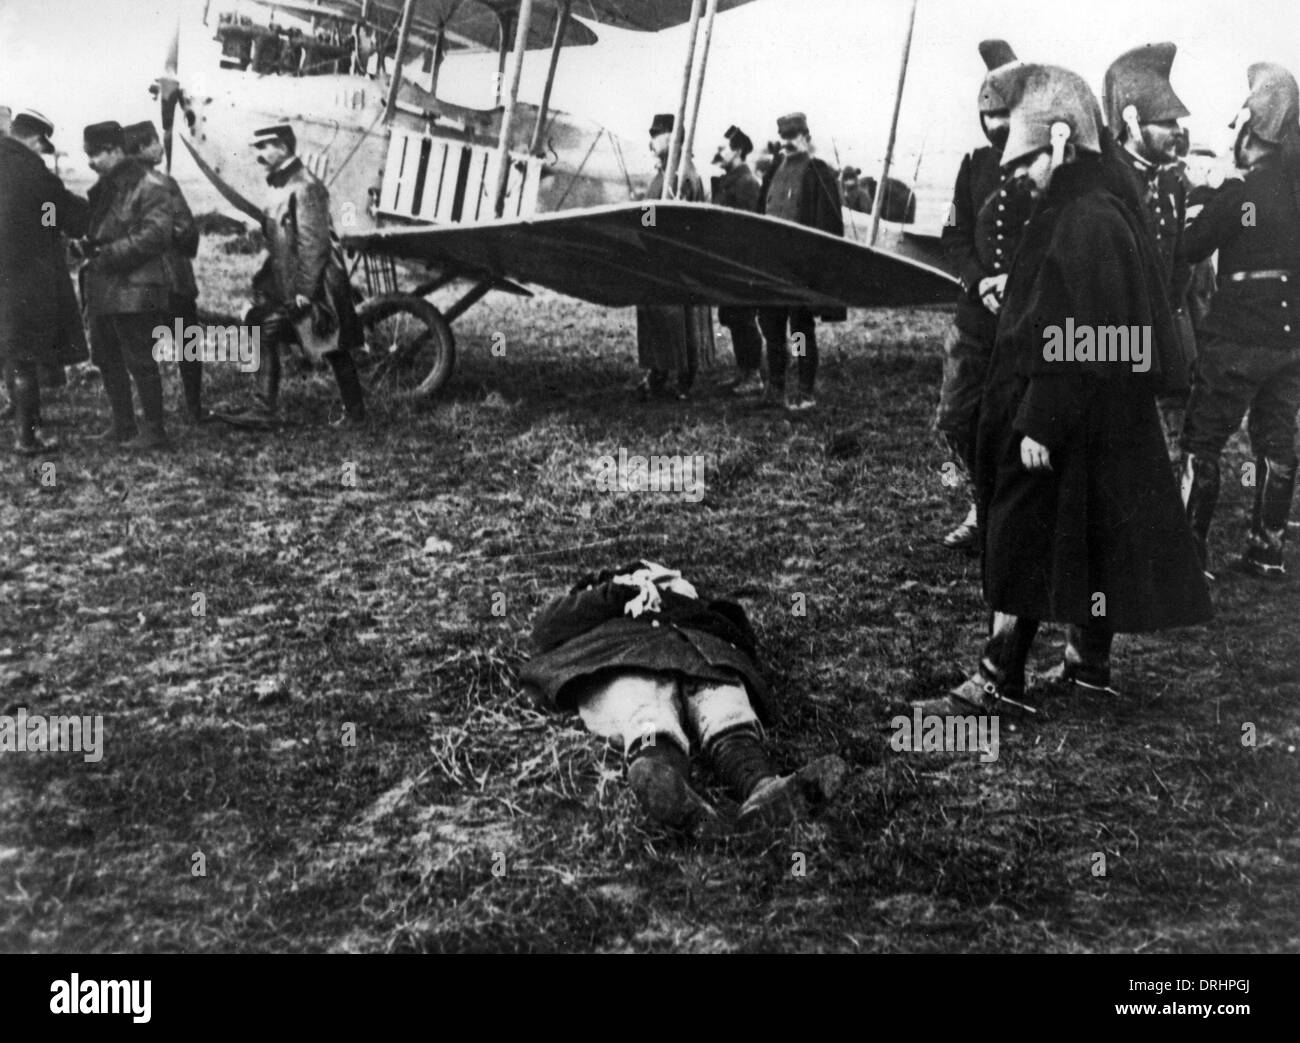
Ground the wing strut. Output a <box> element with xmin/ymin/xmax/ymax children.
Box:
<box><xmin>661</xmin><ymin>0</ymin><xmax>704</xmax><ymax>199</ymax></box>
<box><xmin>869</xmin><ymin>0</ymin><xmax>918</xmax><ymax>244</ymax></box>
<box><xmin>529</xmin><ymin>0</ymin><xmax>572</xmax><ymax>156</ymax></box>
<box><xmin>493</xmin><ymin>0</ymin><xmax>536</xmax><ymax>216</ymax></box>
<box><xmin>382</xmin><ymin>0</ymin><xmax>418</xmax><ymax>123</ymax></box>
<box><xmin>675</xmin><ymin>0</ymin><xmax>719</xmax><ymax>196</ymax></box>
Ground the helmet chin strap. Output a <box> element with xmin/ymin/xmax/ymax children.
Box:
<box><xmin>1049</xmin><ymin>120</ymin><xmax>1071</xmax><ymax>171</ymax></box>
<box><xmin>1122</xmin><ymin>104</ymin><xmax>1145</xmax><ymax>152</ymax></box>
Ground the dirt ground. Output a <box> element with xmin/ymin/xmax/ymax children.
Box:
<box><xmin>1</xmin><ymin>235</ymin><xmax>1297</xmax><ymax>952</ymax></box>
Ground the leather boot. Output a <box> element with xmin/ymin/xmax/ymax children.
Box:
<box><xmin>1044</xmin><ymin>624</ymin><xmax>1117</xmax><ymax>694</ymax></box>
<box><xmin>179</xmin><ymin>358</ymin><xmax>205</xmax><ymax>424</ymax></box>
<box><xmin>916</xmin><ymin>612</ymin><xmax>1041</xmax><ymax>716</ymax></box>
<box><xmin>625</xmin><ymin>734</ymin><xmax>718</xmax><ymax>831</ymax></box>
<box><xmin>95</xmin><ymin>357</ymin><xmax>138</xmax><ymax>444</ymax></box>
<box><xmin>1180</xmin><ymin>452</ymin><xmax>1220</xmax><ymax>579</ymax></box>
<box><xmin>1235</xmin><ymin>457</ymin><xmax>1296</xmax><ymax>579</ymax></box>
<box><xmin>326</xmin><ymin>349</ymin><xmax>366</xmax><ymax>425</ymax></box>
<box><xmin>11</xmin><ymin>368</ymin><xmax>57</xmax><ymax>455</ymax></box>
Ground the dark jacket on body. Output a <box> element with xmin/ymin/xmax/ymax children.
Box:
<box><xmin>759</xmin><ymin>151</ymin><xmax>846</xmax><ymax>320</ymax></box>
<box><xmin>1182</xmin><ymin>156</ymin><xmax>1300</xmax><ymax>350</ymax></box>
<box><xmin>976</xmin><ymin>156</ymin><xmax>1212</xmax><ymax>632</ymax></box>
<box><xmin>84</xmin><ymin>157</ymin><xmax>173</xmax><ymax>317</ymax></box>
<box><xmin>519</xmin><ymin>579</ymin><xmax>771</xmax><ymax>722</ymax></box>
<box><xmin>0</xmin><ymin>136</ymin><xmax>89</xmax><ymax>365</ymax></box>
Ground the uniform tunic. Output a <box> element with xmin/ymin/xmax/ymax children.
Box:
<box><xmin>976</xmin><ymin>157</ymin><xmax>1212</xmax><ymax>632</ymax></box>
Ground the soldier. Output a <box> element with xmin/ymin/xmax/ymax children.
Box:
<box><xmin>917</xmin><ymin>63</ymin><xmax>1211</xmax><ymax>716</ymax></box>
<box><xmin>218</xmin><ymin>124</ymin><xmax>365</xmax><ymax>428</ymax></box>
<box><xmin>633</xmin><ymin>113</ymin><xmax>713</xmax><ymax>401</ymax></box>
<box><xmin>81</xmin><ymin>120</ymin><xmax>174</xmax><ymax>451</ymax></box>
<box><xmin>0</xmin><ymin>110</ymin><xmax>88</xmax><ymax>453</ymax></box>
<box><xmin>934</xmin><ymin>40</ymin><xmax>1033</xmax><ymax>552</ymax></box>
<box><xmin>757</xmin><ymin>112</ymin><xmax>844</xmax><ymax>412</ymax></box>
<box><xmin>1180</xmin><ymin>63</ymin><xmax>1300</xmax><ymax>580</ymax></box>
<box><xmin>710</xmin><ymin>124</ymin><xmax>764</xmax><ymax>396</ymax></box>
<box><xmin>1103</xmin><ymin>43</ymin><xmax>1194</xmax><ymax>459</ymax></box>
<box><xmin>124</xmin><ymin>121</ymin><xmax>205</xmax><ymax>424</ymax></box>
<box><xmin>839</xmin><ymin>165</ymin><xmax>876</xmax><ymax>213</ymax></box>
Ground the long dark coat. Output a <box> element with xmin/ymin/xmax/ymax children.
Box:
<box><xmin>636</xmin><ymin>161</ymin><xmax>714</xmax><ymax>372</ymax></box>
<box><xmin>975</xmin><ymin>157</ymin><xmax>1212</xmax><ymax>632</ymax></box>
<box><xmin>519</xmin><ymin>577</ymin><xmax>772</xmax><ymax>723</ymax></box>
<box><xmin>0</xmin><ymin>137</ymin><xmax>88</xmax><ymax>366</ymax></box>
<box><xmin>758</xmin><ymin>151</ymin><xmax>846</xmax><ymax>320</ymax></box>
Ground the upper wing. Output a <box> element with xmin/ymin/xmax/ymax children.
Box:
<box><xmin>568</xmin><ymin>1</ymin><xmax>758</xmax><ymax>31</ymax></box>
<box><xmin>342</xmin><ymin>202</ymin><xmax>959</xmax><ymax>308</ymax></box>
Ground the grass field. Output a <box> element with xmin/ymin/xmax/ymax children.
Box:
<box><xmin>1</xmin><ymin>234</ymin><xmax>1297</xmax><ymax>952</ymax></box>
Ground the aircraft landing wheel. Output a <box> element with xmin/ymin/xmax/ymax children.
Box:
<box><xmin>356</xmin><ymin>293</ymin><xmax>456</xmax><ymax>399</ymax></box>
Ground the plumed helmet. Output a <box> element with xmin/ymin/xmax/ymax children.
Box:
<box><xmin>977</xmin><ymin>38</ymin><xmax>1018</xmax><ymax>113</ymax></box>
<box><xmin>996</xmin><ymin>63</ymin><xmax>1103</xmax><ymax>168</ymax></box>
<box><xmin>1103</xmin><ymin>42</ymin><xmax>1189</xmax><ymax>131</ymax></box>
<box><xmin>1236</xmin><ymin>61</ymin><xmax>1300</xmax><ymax>145</ymax></box>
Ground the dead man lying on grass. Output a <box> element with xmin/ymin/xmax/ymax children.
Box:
<box><xmin>519</xmin><ymin>560</ymin><xmax>844</xmax><ymax>833</ymax></box>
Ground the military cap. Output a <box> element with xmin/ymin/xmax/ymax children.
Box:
<box><xmin>776</xmin><ymin>112</ymin><xmax>809</xmax><ymax>138</ymax></box>
<box><xmin>83</xmin><ymin>120</ymin><xmax>125</xmax><ymax>154</ymax></box>
<box><xmin>841</xmin><ymin>165</ymin><xmax>861</xmax><ymax>180</ymax></box>
<box><xmin>649</xmin><ymin>113</ymin><xmax>674</xmax><ymax>137</ymax></box>
<box><xmin>978</xmin><ymin>40</ymin><xmax>1018</xmax><ymax>113</ymax></box>
<box><xmin>1103</xmin><ymin>43</ymin><xmax>1189</xmax><ymax>133</ymax></box>
<box><xmin>12</xmin><ymin>108</ymin><xmax>56</xmax><ymax>154</ymax></box>
<box><xmin>123</xmin><ymin>120</ymin><xmax>160</xmax><ymax>154</ymax></box>
<box><xmin>250</xmin><ymin>123</ymin><xmax>297</xmax><ymax>151</ymax></box>
<box><xmin>1236</xmin><ymin>62</ymin><xmax>1300</xmax><ymax>145</ymax></box>
<box><xmin>724</xmin><ymin>124</ymin><xmax>753</xmax><ymax>157</ymax></box>
<box><xmin>995</xmin><ymin>63</ymin><xmax>1103</xmax><ymax>169</ymax></box>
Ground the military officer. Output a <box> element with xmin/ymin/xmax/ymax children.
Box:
<box><xmin>757</xmin><ymin>112</ymin><xmax>844</xmax><ymax>412</ymax></box>
<box><xmin>218</xmin><ymin>123</ymin><xmax>366</xmax><ymax>428</ymax></box>
<box><xmin>918</xmin><ymin>63</ymin><xmax>1211</xmax><ymax>715</ymax></box>
<box><xmin>1180</xmin><ymin>63</ymin><xmax>1300</xmax><ymax>579</ymax></box>
<box><xmin>634</xmin><ymin>113</ymin><xmax>714</xmax><ymax>401</ymax></box>
<box><xmin>1103</xmin><ymin>43</ymin><xmax>1194</xmax><ymax>459</ymax></box>
<box><xmin>935</xmin><ymin>40</ymin><xmax>1034</xmax><ymax>551</ymax></box>
<box><xmin>711</xmin><ymin>124</ymin><xmax>764</xmax><ymax>396</ymax></box>
<box><xmin>124</xmin><ymin>121</ymin><xmax>205</xmax><ymax>424</ymax></box>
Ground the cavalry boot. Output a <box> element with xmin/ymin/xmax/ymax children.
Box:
<box><xmin>1180</xmin><ymin>453</ymin><xmax>1220</xmax><ymax>580</ymax></box>
<box><xmin>94</xmin><ymin>360</ymin><xmax>138</xmax><ymax>444</ymax></box>
<box><xmin>711</xmin><ymin>724</ymin><xmax>847</xmax><ymax>828</ymax></box>
<box><xmin>216</xmin><ymin>341</ymin><xmax>280</xmax><ymax>430</ymax></box>
<box><xmin>179</xmin><ymin>358</ymin><xmax>206</xmax><ymax>424</ymax></box>
<box><xmin>917</xmin><ymin>613</ymin><xmax>1041</xmax><ymax>716</ymax></box>
<box><xmin>326</xmin><ymin>349</ymin><xmax>366</xmax><ymax>426</ymax></box>
<box><xmin>626</xmin><ymin>735</ymin><xmax>718</xmax><ymax>832</ymax></box>
<box><xmin>11</xmin><ymin>370</ymin><xmax>57</xmax><ymax>455</ymax></box>
<box><xmin>1044</xmin><ymin>624</ymin><xmax>1118</xmax><ymax>695</ymax></box>
<box><xmin>1235</xmin><ymin>457</ymin><xmax>1296</xmax><ymax>580</ymax></box>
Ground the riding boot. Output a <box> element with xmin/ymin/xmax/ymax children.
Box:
<box><xmin>1050</xmin><ymin>623</ymin><xmax>1117</xmax><ymax>694</ymax></box>
<box><xmin>625</xmin><ymin>733</ymin><xmax>717</xmax><ymax>830</ymax></box>
<box><xmin>1236</xmin><ymin>457</ymin><xmax>1296</xmax><ymax>579</ymax></box>
<box><xmin>326</xmin><ymin>349</ymin><xmax>366</xmax><ymax>425</ymax></box>
<box><xmin>12</xmin><ymin>368</ymin><xmax>56</xmax><ymax>455</ymax></box>
<box><xmin>94</xmin><ymin>359</ymin><xmax>138</xmax><ymax>443</ymax></box>
<box><xmin>121</xmin><ymin>365</ymin><xmax>170</xmax><ymax>451</ymax></box>
<box><xmin>1180</xmin><ymin>452</ymin><xmax>1220</xmax><ymax>579</ymax></box>
<box><xmin>179</xmin><ymin>358</ymin><xmax>205</xmax><ymax>423</ymax></box>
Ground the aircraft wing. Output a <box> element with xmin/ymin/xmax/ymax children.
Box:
<box><xmin>570</xmin><ymin>1</ymin><xmax>759</xmax><ymax>31</ymax></box>
<box><xmin>304</xmin><ymin>0</ymin><xmax>599</xmax><ymax>51</ymax></box>
<box><xmin>341</xmin><ymin>202</ymin><xmax>959</xmax><ymax>309</ymax></box>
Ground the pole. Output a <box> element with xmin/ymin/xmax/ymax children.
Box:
<box><xmin>869</xmin><ymin>0</ymin><xmax>917</xmax><ymax>245</ymax></box>
<box><xmin>495</xmin><ymin>12</ymin><xmax>516</xmax><ymax>105</ymax></box>
<box><xmin>493</xmin><ymin>0</ymin><xmax>535</xmax><ymax>217</ymax></box>
<box><xmin>529</xmin><ymin>0</ymin><xmax>571</xmax><ymax>156</ymax></box>
<box><xmin>675</xmin><ymin>0</ymin><xmax>718</xmax><ymax>196</ymax></box>
<box><xmin>429</xmin><ymin>29</ymin><xmax>446</xmax><ymax>97</ymax></box>
<box><xmin>662</xmin><ymin>0</ymin><xmax>704</xmax><ymax>199</ymax></box>
<box><xmin>382</xmin><ymin>0</ymin><xmax>417</xmax><ymax>124</ymax></box>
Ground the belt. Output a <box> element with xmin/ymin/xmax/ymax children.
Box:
<box><xmin>1228</xmin><ymin>269</ymin><xmax>1296</xmax><ymax>283</ymax></box>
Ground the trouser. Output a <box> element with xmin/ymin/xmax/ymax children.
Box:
<box><xmin>982</xmin><ymin>613</ymin><xmax>1114</xmax><ymax>695</ymax></box>
<box><xmin>89</xmin><ymin>311</ymin><xmax>169</xmax><ymax>437</ymax></box>
<box><xmin>171</xmin><ymin>294</ymin><xmax>203</xmax><ymax>419</ymax></box>
<box><xmin>935</xmin><ymin>324</ymin><xmax>994</xmax><ymax>478</ymax></box>
<box><xmin>577</xmin><ymin>670</ymin><xmax>759</xmax><ymax>757</ymax></box>
<box><xmin>759</xmin><ymin>306</ymin><xmax>818</xmax><ymax>396</ymax></box>
<box><xmin>1180</xmin><ymin>334</ymin><xmax>1300</xmax><ymax>564</ymax></box>
<box><xmin>718</xmin><ymin>307</ymin><xmax>763</xmax><ymax>372</ymax></box>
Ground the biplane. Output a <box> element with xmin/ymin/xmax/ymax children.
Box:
<box><xmin>160</xmin><ymin>0</ymin><xmax>957</xmax><ymax>397</ymax></box>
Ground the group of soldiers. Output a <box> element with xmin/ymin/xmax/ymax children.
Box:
<box><xmin>921</xmin><ymin>41</ymin><xmax>1300</xmax><ymax>717</ymax></box>
<box><xmin>0</xmin><ymin>112</ymin><xmax>365</xmax><ymax>455</ymax></box>
<box><xmin>634</xmin><ymin>110</ymin><xmax>848</xmax><ymax>410</ymax></box>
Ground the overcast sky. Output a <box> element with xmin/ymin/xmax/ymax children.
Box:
<box><xmin>3</xmin><ymin>0</ymin><xmax>1298</xmax><ymax>217</ymax></box>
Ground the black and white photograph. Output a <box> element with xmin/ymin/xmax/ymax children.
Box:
<box><xmin>1</xmin><ymin>0</ymin><xmax>1297</xmax><ymax>976</ymax></box>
